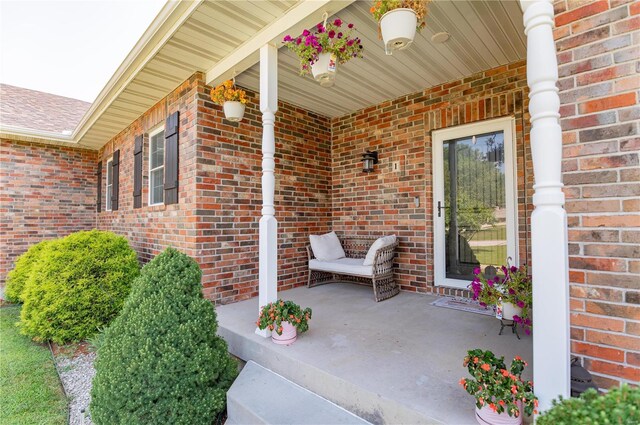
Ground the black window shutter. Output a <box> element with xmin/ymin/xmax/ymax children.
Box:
<box><xmin>96</xmin><ymin>161</ymin><xmax>102</xmax><ymax>212</ymax></box>
<box><xmin>133</xmin><ymin>135</ymin><xmax>143</xmax><ymax>209</ymax></box>
<box><xmin>111</xmin><ymin>149</ymin><xmax>120</xmax><ymax>211</ymax></box>
<box><xmin>164</xmin><ymin>111</ymin><xmax>179</xmax><ymax>205</ymax></box>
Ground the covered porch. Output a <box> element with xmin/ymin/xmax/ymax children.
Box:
<box><xmin>206</xmin><ymin>0</ymin><xmax>569</xmax><ymax>418</ymax></box>
<box><xmin>218</xmin><ymin>283</ymin><xmax>533</xmax><ymax>424</ymax></box>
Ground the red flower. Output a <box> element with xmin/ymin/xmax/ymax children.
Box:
<box><xmin>501</xmin><ymin>369</ymin><xmax>509</xmax><ymax>377</ymax></box>
<box><xmin>459</xmin><ymin>378</ymin><xmax>466</xmax><ymax>388</ymax></box>
<box><xmin>515</xmin><ymin>355</ymin><xmax>522</xmax><ymax>361</ymax></box>
<box><xmin>489</xmin><ymin>403</ymin><xmax>497</xmax><ymax>412</ymax></box>
<box><xmin>481</xmin><ymin>363</ymin><xmax>491</xmax><ymax>372</ymax></box>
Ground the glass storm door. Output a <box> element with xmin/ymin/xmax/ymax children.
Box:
<box><xmin>433</xmin><ymin>118</ymin><xmax>517</xmax><ymax>289</ymax></box>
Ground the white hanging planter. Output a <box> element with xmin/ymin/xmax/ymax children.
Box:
<box><xmin>223</xmin><ymin>101</ymin><xmax>245</xmax><ymax>122</ymax></box>
<box><xmin>380</xmin><ymin>8</ymin><xmax>418</xmax><ymax>55</ymax></box>
<box><xmin>311</xmin><ymin>52</ymin><xmax>337</xmax><ymax>87</ymax></box>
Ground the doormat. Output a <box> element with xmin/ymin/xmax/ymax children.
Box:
<box><xmin>431</xmin><ymin>296</ymin><xmax>494</xmax><ymax>316</ymax></box>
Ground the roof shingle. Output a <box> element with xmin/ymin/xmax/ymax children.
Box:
<box><xmin>0</xmin><ymin>84</ymin><xmax>91</xmax><ymax>134</ymax></box>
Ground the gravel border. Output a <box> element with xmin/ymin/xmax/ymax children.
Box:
<box><xmin>54</xmin><ymin>351</ymin><xmax>96</xmax><ymax>425</ymax></box>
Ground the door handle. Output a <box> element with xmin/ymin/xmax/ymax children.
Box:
<box><xmin>437</xmin><ymin>201</ymin><xmax>449</xmax><ymax>217</ymax></box>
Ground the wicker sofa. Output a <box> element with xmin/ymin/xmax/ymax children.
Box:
<box><xmin>306</xmin><ymin>235</ymin><xmax>399</xmax><ymax>302</ymax></box>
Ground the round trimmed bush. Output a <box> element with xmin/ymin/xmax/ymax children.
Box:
<box><xmin>5</xmin><ymin>239</ymin><xmax>52</xmax><ymax>303</ymax></box>
<box><xmin>19</xmin><ymin>230</ymin><xmax>139</xmax><ymax>343</ymax></box>
<box><xmin>537</xmin><ymin>385</ymin><xmax>639</xmax><ymax>425</ymax></box>
<box><xmin>90</xmin><ymin>248</ymin><xmax>237</xmax><ymax>425</ymax></box>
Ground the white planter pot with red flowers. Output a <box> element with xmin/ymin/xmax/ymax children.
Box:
<box><xmin>475</xmin><ymin>402</ymin><xmax>523</xmax><ymax>425</ymax></box>
<box><xmin>271</xmin><ymin>321</ymin><xmax>297</xmax><ymax>345</ymax></box>
<box><xmin>370</xmin><ymin>1</ymin><xmax>431</xmax><ymax>55</ymax></box>
<box><xmin>380</xmin><ymin>8</ymin><xmax>418</xmax><ymax>55</ymax></box>
<box><xmin>257</xmin><ymin>300</ymin><xmax>312</xmax><ymax>346</ymax></box>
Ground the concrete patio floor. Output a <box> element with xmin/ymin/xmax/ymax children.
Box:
<box><xmin>217</xmin><ymin>283</ymin><xmax>533</xmax><ymax>424</ymax></box>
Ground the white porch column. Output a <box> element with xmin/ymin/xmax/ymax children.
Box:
<box><xmin>256</xmin><ymin>43</ymin><xmax>279</xmax><ymax>337</ymax></box>
<box><xmin>520</xmin><ymin>0</ymin><xmax>570</xmax><ymax>413</ymax></box>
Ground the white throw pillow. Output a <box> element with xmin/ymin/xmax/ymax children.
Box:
<box><xmin>309</xmin><ymin>231</ymin><xmax>346</xmax><ymax>261</ymax></box>
<box><xmin>363</xmin><ymin>235</ymin><xmax>397</xmax><ymax>266</ymax></box>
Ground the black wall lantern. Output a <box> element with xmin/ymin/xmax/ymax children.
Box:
<box><xmin>361</xmin><ymin>150</ymin><xmax>378</xmax><ymax>173</ymax></box>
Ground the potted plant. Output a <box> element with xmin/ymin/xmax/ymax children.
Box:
<box><xmin>470</xmin><ymin>263</ymin><xmax>533</xmax><ymax>335</ymax></box>
<box><xmin>256</xmin><ymin>300</ymin><xmax>312</xmax><ymax>345</ymax></box>
<box><xmin>370</xmin><ymin>0</ymin><xmax>431</xmax><ymax>55</ymax></box>
<box><xmin>537</xmin><ymin>385</ymin><xmax>639</xmax><ymax>425</ymax></box>
<box><xmin>460</xmin><ymin>349</ymin><xmax>538</xmax><ymax>425</ymax></box>
<box><xmin>283</xmin><ymin>18</ymin><xmax>363</xmax><ymax>87</ymax></box>
<box><xmin>209</xmin><ymin>80</ymin><xmax>248</xmax><ymax>122</ymax></box>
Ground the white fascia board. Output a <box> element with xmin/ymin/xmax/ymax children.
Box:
<box><xmin>72</xmin><ymin>0</ymin><xmax>203</xmax><ymax>144</ymax></box>
<box><xmin>205</xmin><ymin>0</ymin><xmax>355</xmax><ymax>87</ymax></box>
<box><xmin>0</xmin><ymin>124</ymin><xmax>78</xmax><ymax>145</ymax></box>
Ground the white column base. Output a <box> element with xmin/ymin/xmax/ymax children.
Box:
<box><xmin>532</xmin><ymin>206</ymin><xmax>570</xmax><ymax>412</ymax></box>
<box><xmin>256</xmin><ymin>215</ymin><xmax>278</xmax><ymax>338</ymax></box>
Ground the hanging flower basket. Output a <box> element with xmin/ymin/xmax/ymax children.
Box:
<box><xmin>371</xmin><ymin>1</ymin><xmax>431</xmax><ymax>55</ymax></box>
<box><xmin>210</xmin><ymin>80</ymin><xmax>248</xmax><ymax>122</ymax></box>
<box><xmin>222</xmin><ymin>101</ymin><xmax>245</xmax><ymax>122</ymax></box>
<box><xmin>283</xmin><ymin>17</ymin><xmax>363</xmax><ymax>87</ymax></box>
<box><xmin>311</xmin><ymin>52</ymin><xmax>337</xmax><ymax>87</ymax></box>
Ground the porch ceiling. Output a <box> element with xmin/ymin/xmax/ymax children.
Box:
<box><xmin>236</xmin><ymin>0</ymin><xmax>526</xmax><ymax>118</ymax></box>
<box><xmin>75</xmin><ymin>0</ymin><xmax>300</xmax><ymax>149</ymax></box>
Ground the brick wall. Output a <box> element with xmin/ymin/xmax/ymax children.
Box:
<box><xmin>554</xmin><ymin>0</ymin><xmax>640</xmax><ymax>388</ymax></box>
<box><xmin>0</xmin><ymin>139</ymin><xmax>97</xmax><ymax>292</ymax></box>
<box><xmin>196</xmin><ymin>79</ymin><xmax>332</xmax><ymax>303</ymax></box>
<box><xmin>331</xmin><ymin>60</ymin><xmax>532</xmax><ymax>298</ymax></box>
<box><xmin>95</xmin><ymin>72</ymin><xmax>332</xmax><ymax>304</ymax></box>
<box><xmin>96</xmin><ymin>73</ymin><xmax>201</xmax><ymax>262</ymax></box>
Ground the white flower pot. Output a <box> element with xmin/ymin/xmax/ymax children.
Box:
<box><xmin>497</xmin><ymin>302</ymin><xmax>522</xmax><ymax>321</ymax></box>
<box><xmin>380</xmin><ymin>8</ymin><xmax>418</xmax><ymax>55</ymax></box>
<box><xmin>223</xmin><ymin>101</ymin><xmax>245</xmax><ymax>122</ymax></box>
<box><xmin>311</xmin><ymin>52</ymin><xmax>337</xmax><ymax>87</ymax></box>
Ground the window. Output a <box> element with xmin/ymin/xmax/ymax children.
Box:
<box><xmin>149</xmin><ymin>127</ymin><xmax>165</xmax><ymax>205</ymax></box>
<box><xmin>106</xmin><ymin>158</ymin><xmax>113</xmax><ymax>211</ymax></box>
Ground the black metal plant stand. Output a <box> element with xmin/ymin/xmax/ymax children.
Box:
<box><xmin>499</xmin><ymin>319</ymin><xmax>520</xmax><ymax>340</ymax></box>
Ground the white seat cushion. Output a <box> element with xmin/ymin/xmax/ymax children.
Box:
<box><xmin>309</xmin><ymin>231</ymin><xmax>346</xmax><ymax>261</ymax></box>
<box><xmin>363</xmin><ymin>235</ymin><xmax>397</xmax><ymax>266</ymax></box>
<box><xmin>309</xmin><ymin>258</ymin><xmax>373</xmax><ymax>277</ymax></box>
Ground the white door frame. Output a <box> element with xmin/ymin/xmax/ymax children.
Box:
<box><xmin>432</xmin><ymin>116</ymin><xmax>518</xmax><ymax>289</ymax></box>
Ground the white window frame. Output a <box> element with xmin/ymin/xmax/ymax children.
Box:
<box><xmin>105</xmin><ymin>157</ymin><xmax>113</xmax><ymax>212</ymax></box>
<box><xmin>148</xmin><ymin>126</ymin><xmax>165</xmax><ymax>206</ymax></box>
<box><xmin>432</xmin><ymin>116</ymin><xmax>519</xmax><ymax>289</ymax></box>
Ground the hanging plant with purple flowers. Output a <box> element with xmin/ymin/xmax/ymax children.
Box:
<box><xmin>470</xmin><ymin>262</ymin><xmax>533</xmax><ymax>334</ymax></box>
<box><xmin>282</xmin><ymin>18</ymin><xmax>364</xmax><ymax>76</ymax></box>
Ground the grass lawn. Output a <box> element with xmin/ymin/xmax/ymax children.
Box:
<box><xmin>471</xmin><ymin>224</ymin><xmax>507</xmax><ymax>241</ymax></box>
<box><xmin>0</xmin><ymin>306</ymin><xmax>67</xmax><ymax>425</ymax></box>
<box><xmin>474</xmin><ymin>244</ymin><xmax>508</xmax><ymax>266</ymax></box>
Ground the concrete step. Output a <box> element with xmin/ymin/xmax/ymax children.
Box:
<box><xmin>219</xmin><ymin>324</ymin><xmax>439</xmax><ymax>425</ymax></box>
<box><xmin>227</xmin><ymin>361</ymin><xmax>370</xmax><ymax>425</ymax></box>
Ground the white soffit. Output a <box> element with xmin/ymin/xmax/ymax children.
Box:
<box><xmin>236</xmin><ymin>0</ymin><xmax>526</xmax><ymax>118</ymax></box>
<box><xmin>76</xmin><ymin>0</ymin><xmax>299</xmax><ymax>149</ymax></box>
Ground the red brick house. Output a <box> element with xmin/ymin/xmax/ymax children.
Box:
<box><xmin>1</xmin><ymin>0</ymin><xmax>638</xmax><ymax>420</ymax></box>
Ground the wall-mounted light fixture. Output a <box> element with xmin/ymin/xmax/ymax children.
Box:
<box><xmin>361</xmin><ymin>150</ymin><xmax>378</xmax><ymax>173</ymax></box>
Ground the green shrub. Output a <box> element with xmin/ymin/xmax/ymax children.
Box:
<box><xmin>5</xmin><ymin>240</ymin><xmax>52</xmax><ymax>303</ymax></box>
<box><xmin>537</xmin><ymin>385</ymin><xmax>639</xmax><ymax>425</ymax></box>
<box><xmin>19</xmin><ymin>230</ymin><xmax>139</xmax><ymax>343</ymax></box>
<box><xmin>90</xmin><ymin>248</ymin><xmax>238</xmax><ymax>425</ymax></box>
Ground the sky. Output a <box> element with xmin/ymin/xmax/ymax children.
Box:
<box><xmin>0</xmin><ymin>0</ymin><xmax>166</xmax><ymax>103</ymax></box>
